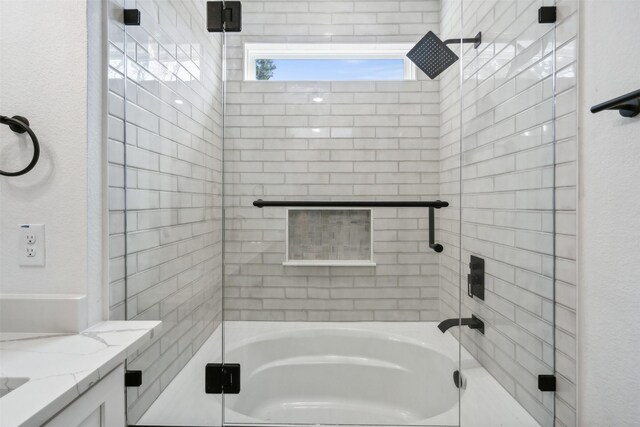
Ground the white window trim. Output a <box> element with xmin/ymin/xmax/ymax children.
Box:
<box><xmin>244</xmin><ymin>43</ymin><xmax>416</xmax><ymax>81</ymax></box>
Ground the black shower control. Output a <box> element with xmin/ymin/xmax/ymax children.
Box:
<box><xmin>468</xmin><ymin>255</ymin><xmax>485</xmax><ymax>300</ymax></box>
<box><xmin>538</xmin><ymin>6</ymin><xmax>557</xmax><ymax>24</ymax></box>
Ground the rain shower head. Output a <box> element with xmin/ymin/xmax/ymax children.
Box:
<box><xmin>407</xmin><ymin>31</ymin><xmax>458</xmax><ymax>79</ymax></box>
<box><xmin>407</xmin><ymin>31</ymin><xmax>482</xmax><ymax>79</ymax></box>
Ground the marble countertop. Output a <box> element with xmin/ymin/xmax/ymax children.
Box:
<box><xmin>0</xmin><ymin>321</ymin><xmax>161</xmax><ymax>427</ymax></box>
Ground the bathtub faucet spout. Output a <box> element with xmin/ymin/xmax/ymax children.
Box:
<box><xmin>438</xmin><ymin>315</ymin><xmax>484</xmax><ymax>334</ymax></box>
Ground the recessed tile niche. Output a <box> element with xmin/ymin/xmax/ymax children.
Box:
<box><xmin>285</xmin><ymin>209</ymin><xmax>375</xmax><ymax>266</ymax></box>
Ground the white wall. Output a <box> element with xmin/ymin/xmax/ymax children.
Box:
<box><xmin>0</xmin><ymin>0</ymin><xmax>104</xmax><ymax>331</ymax></box>
<box><xmin>578</xmin><ymin>1</ymin><xmax>640</xmax><ymax>425</ymax></box>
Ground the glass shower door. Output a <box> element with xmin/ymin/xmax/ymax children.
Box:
<box><xmin>221</xmin><ymin>1</ymin><xmax>463</xmax><ymax>426</ymax></box>
<box><xmin>112</xmin><ymin>0</ymin><xmax>224</xmax><ymax>425</ymax></box>
<box><xmin>456</xmin><ymin>0</ymin><xmax>567</xmax><ymax>426</ymax></box>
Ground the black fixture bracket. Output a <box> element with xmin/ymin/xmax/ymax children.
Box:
<box><xmin>123</xmin><ymin>9</ymin><xmax>141</xmax><ymax>26</ymax></box>
<box><xmin>207</xmin><ymin>1</ymin><xmax>242</xmax><ymax>32</ymax></box>
<box><xmin>4</xmin><ymin>115</ymin><xmax>29</xmax><ymax>133</ymax></box>
<box><xmin>253</xmin><ymin>200</ymin><xmax>449</xmax><ymax>253</ymax></box>
<box><xmin>470</xmin><ymin>315</ymin><xmax>484</xmax><ymax>334</ymax></box>
<box><xmin>538</xmin><ymin>374</ymin><xmax>556</xmax><ymax>392</ymax></box>
<box><xmin>125</xmin><ymin>370</ymin><xmax>142</xmax><ymax>387</ymax></box>
<box><xmin>538</xmin><ymin>6</ymin><xmax>557</xmax><ymax>24</ymax></box>
<box><xmin>468</xmin><ymin>255</ymin><xmax>485</xmax><ymax>300</ymax></box>
<box><xmin>444</xmin><ymin>32</ymin><xmax>482</xmax><ymax>49</ymax></box>
<box><xmin>591</xmin><ymin>88</ymin><xmax>640</xmax><ymax>118</ymax></box>
<box><xmin>205</xmin><ymin>363</ymin><xmax>241</xmax><ymax>394</ymax></box>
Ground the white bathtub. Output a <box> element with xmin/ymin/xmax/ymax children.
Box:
<box><xmin>138</xmin><ymin>322</ymin><xmax>540</xmax><ymax>427</ymax></box>
<box><xmin>225</xmin><ymin>327</ymin><xmax>460</xmax><ymax>425</ymax></box>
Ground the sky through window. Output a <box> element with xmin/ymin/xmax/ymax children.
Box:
<box><xmin>256</xmin><ymin>59</ymin><xmax>405</xmax><ymax>81</ymax></box>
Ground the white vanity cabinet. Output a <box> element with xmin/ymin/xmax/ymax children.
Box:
<box><xmin>0</xmin><ymin>321</ymin><xmax>158</xmax><ymax>426</ymax></box>
<box><xmin>44</xmin><ymin>364</ymin><xmax>125</xmax><ymax>427</ymax></box>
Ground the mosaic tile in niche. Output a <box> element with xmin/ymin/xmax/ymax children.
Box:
<box><xmin>288</xmin><ymin>210</ymin><xmax>372</xmax><ymax>261</ymax></box>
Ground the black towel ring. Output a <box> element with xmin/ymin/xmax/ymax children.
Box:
<box><xmin>0</xmin><ymin>115</ymin><xmax>40</xmax><ymax>177</ymax></box>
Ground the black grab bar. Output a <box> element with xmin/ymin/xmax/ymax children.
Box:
<box><xmin>253</xmin><ymin>199</ymin><xmax>449</xmax><ymax>253</ymax></box>
<box><xmin>590</xmin><ymin>88</ymin><xmax>640</xmax><ymax>118</ymax></box>
<box><xmin>253</xmin><ymin>200</ymin><xmax>449</xmax><ymax>209</ymax></box>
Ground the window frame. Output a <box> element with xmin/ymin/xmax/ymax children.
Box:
<box><xmin>244</xmin><ymin>43</ymin><xmax>416</xmax><ymax>81</ymax></box>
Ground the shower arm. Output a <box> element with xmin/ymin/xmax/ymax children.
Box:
<box><xmin>443</xmin><ymin>32</ymin><xmax>482</xmax><ymax>49</ymax></box>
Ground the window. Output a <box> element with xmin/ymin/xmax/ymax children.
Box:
<box><xmin>244</xmin><ymin>43</ymin><xmax>416</xmax><ymax>81</ymax></box>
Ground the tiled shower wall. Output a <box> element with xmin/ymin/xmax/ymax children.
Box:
<box><xmin>439</xmin><ymin>0</ymin><xmax>578</xmax><ymax>426</ymax></box>
<box><xmin>107</xmin><ymin>0</ymin><xmax>223</xmax><ymax>422</ymax></box>
<box><xmin>223</xmin><ymin>0</ymin><xmax>444</xmax><ymax>321</ymax></box>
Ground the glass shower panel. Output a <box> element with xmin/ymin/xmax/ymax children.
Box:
<box><xmin>222</xmin><ymin>0</ymin><xmax>462</xmax><ymax>426</ymax></box>
<box><xmin>111</xmin><ymin>0</ymin><xmax>570</xmax><ymax>425</ymax></box>
<box><xmin>458</xmin><ymin>0</ymin><xmax>558</xmax><ymax>426</ymax></box>
<box><xmin>115</xmin><ymin>0</ymin><xmax>224</xmax><ymax>425</ymax></box>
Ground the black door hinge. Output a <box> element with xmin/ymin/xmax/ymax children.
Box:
<box><xmin>205</xmin><ymin>363</ymin><xmax>241</xmax><ymax>394</ymax></box>
<box><xmin>125</xmin><ymin>370</ymin><xmax>142</xmax><ymax>387</ymax></box>
<box><xmin>538</xmin><ymin>374</ymin><xmax>556</xmax><ymax>391</ymax></box>
<box><xmin>207</xmin><ymin>1</ymin><xmax>242</xmax><ymax>32</ymax></box>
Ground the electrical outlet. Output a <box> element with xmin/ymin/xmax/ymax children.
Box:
<box><xmin>19</xmin><ymin>224</ymin><xmax>45</xmax><ymax>267</ymax></box>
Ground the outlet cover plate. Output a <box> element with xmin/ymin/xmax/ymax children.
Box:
<box><xmin>19</xmin><ymin>224</ymin><xmax>45</xmax><ymax>266</ymax></box>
